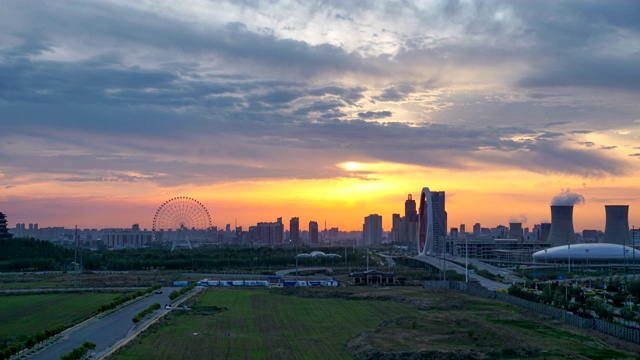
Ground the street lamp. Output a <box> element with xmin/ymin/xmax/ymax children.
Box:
<box><xmin>585</xmin><ymin>248</ymin><xmax>589</xmax><ymax>269</ymax></box>
<box><xmin>465</xmin><ymin>237</ymin><xmax>468</xmax><ymax>283</ymax></box>
<box><xmin>567</xmin><ymin>243</ymin><xmax>571</xmax><ymax>274</ymax></box>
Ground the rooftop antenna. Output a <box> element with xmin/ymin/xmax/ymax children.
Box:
<box><xmin>324</xmin><ymin>220</ymin><xmax>327</xmax><ymax>244</ymax></box>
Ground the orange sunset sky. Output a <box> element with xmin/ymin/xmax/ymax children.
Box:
<box><xmin>1</xmin><ymin>1</ymin><xmax>640</xmax><ymax>233</ymax></box>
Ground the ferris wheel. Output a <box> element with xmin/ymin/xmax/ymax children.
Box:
<box><xmin>152</xmin><ymin>196</ymin><xmax>213</xmax><ymax>250</ymax></box>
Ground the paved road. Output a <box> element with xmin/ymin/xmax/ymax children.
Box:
<box><xmin>26</xmin><ymin>287</ymin><xmax>181</xmax><ymax>360</ymax></box>
<box><xmin>466</xmin><ymin>258</ymin><xmax>520</xmax><ymax>284</ymax></box>
<box><xmin>274</xmin><ymin>267</ymin><xmax>333</xmax><ymax>277</ymax></box>
<box><xmin>414</xmin><ymin>255</ymin><xmax>509</xmax><ymax>291</ymax></box>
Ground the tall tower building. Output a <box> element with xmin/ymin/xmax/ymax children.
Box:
<box><xmin>400</xmin><ymin>195</ymin><xmax>419</xmax><ymax>249</ymax></box>
<box><xmin>431</xmin><ymin>191</ymin><xmax>447</xmax><ymax>240</ymax></box>
<box><xmin>460</xmin><ymin>224</ymin><xmax>466</xmax><ymax>235</ymax></box>
<box><xmin>391</xmin><ymin>213</ymin><xmax>401</xmax><ymax>243</ymax></box>
<box><xmin>363</xmin><ymin>214</ymin><xmax>383</xmax><ymax>246</ymax></box>
<box><xmin>309</xmin><ymin>221</ymin><xmax>318</xmax><ymax>244</ymax></box>
<box><xmin>290</xmin><ymin>217</ymin><xmax>300</xmax><ymax>244</ymax></box>
<box><xmin>405</xmin><ymin>194</ymin><xmax>418</xmax><ymax>222</ymax></box>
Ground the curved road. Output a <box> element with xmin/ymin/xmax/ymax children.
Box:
<box><xmin>26</xmin><ymin>287</ymin><xmax>181</xmax><ymax>360</ymax></box>
<box><xmin>415</xmin><ymin>255</ymin><xmax>509</xmax><ymax>291</ymax></box>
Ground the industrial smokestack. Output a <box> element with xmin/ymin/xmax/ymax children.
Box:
<box><xmin>547</xmin><ymin>206</ymin><xmax>575</xmax><ymax>247</ymax></box>
<box><xmin>603</xmin><ymin>205</ymin><xmax>629</xmax><ymax>245</ymax></box>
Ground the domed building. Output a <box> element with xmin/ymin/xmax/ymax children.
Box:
<box><xmin>533</xmin><ymin>243</ymin><xmax>640</xmax><ymax>263</ymax></box>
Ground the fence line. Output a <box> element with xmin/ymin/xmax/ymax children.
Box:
<box><xmin>423</xmin><ymin>281</ymin><xmax>640</xmax><ymax>344</ymax></box>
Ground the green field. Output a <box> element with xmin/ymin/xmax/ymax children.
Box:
<box><xmin>112</xmin><ymin>287</ymin><xmax>640</xmax><ymax>359</ymax></box>
<box><xmin>0</xmin><ymin>292</ymin><xmax>123</xmax><ymax>345</ymax></box>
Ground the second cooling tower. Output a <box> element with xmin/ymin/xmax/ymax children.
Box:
<box><xmin>602</xmin><ymin>205</ymin><xmax>629</xmax><ymax>245</ymax></box>
<box><xmin>547</xmin><ymin>205</ymin><xmax>575</xmax><ymax>247</ymax></box>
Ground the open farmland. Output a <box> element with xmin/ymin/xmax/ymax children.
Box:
<box><xmin>111</xmin><ymin>287</ymin><xmax>640</xmax><ymax>359</ymax></box>
<box><xmin>0</xmin><ymin>292</ymin><xmax>123</xmax><ymax>345</ymax></box>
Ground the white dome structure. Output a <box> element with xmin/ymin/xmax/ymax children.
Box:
<box><xmin>533</xmin><ymin>243</ymin><xmax>640</xmax><ymax>263</ymax></box>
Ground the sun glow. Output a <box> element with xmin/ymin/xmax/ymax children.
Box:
<box><xmin>340</xmin><ymin>161</ymin><xmax>363</xmax><ymax>171</ymax></box>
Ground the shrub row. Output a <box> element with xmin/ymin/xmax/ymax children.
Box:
<box><xmin>97</xmin><ymin>284</ymin><xmax>162</xmax><ymax>313</ymax></box>
<box><xmin>168</xmin><ymin>283</ymin><xmax>196</xmax><ymax>301</ymax></box>
<box><xmin>132</xmin><ymin>303</ymin><xmax>161</xmax><ymax>324</ymax></box>
<box><xmin>60</xmin><ymin>341</ymin><xmax>96</xmax><ymax>360</ymax></box>
<box><xmin>0</xmin><ymin>324</ymin><xmax>66</xmax><ymax>360</ymax></box>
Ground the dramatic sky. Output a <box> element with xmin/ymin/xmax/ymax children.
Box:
<box><xmin>1</xmin><ymin>0</ymin><xmax>640</xmax><ymax>232</ymax></box>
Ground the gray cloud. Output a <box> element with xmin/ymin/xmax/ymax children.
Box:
<box><xmin>0</xmin><ymin>0</ymin><xmax>638</xmax><ymax>193</ymax></box>
<box><xmin>357</xmin><ymin>111</ymin><xmax>393</xmax><ymax>119</ymax></box>
<box><xmin>373</xmin><ymin>86</ymin><xmax>415</xmax><ymax>102</ymax></box>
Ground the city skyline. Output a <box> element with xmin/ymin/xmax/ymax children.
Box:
<box><xmin>1</xmin><ymin>1</ymin><xmax>640</xmax><ymax>232</ymax></box>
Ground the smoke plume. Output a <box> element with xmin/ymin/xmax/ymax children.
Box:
<box><xmin>551</xmin><ymin>189</ymin><xmax>585</xmax><ymax>206</ymax></box>
<box><xmin>509</xmin><ymin>214</ymin><xmax>528</xmax><ymax>224</ymax></box>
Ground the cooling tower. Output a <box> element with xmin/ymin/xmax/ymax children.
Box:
<box><xmin>509</xmin><ymin>222</ymin><xmax>523</xmax><ymax>241</ymax></box>
<box><xmin>547</xmin><ymin>206</ymin><xmax>575</xmax><ymax>247</ymax></box>
<box><xmin>602</xmin><ymin>205</ymin><xmax>629</xmax><ymax>245</ymax></box>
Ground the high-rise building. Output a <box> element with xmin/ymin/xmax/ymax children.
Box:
<box><xmin>290</xmin><ymin>217</ymin><xmax>300</xmax><ymax>244</ymax></box>
<box><xmin>473</xmin><ymin>223</ymin><xmax>481</xmax><ymax>235</ymax></box>
<box><xmin>460</xmin><ymin>224</ymin><xmax>466</xmax><ymax>235</ymax></box>
<box><xmin>363</xmin><ymin>214</ymin><xmax>383</xmax><ymax>246</ymax></box>
<box><xmin>396</xmin><ymin>195</ymin><xmax>419</xmax><ymax>248</ymax></box>
<box><xmin>405</xmin><ymin>194</ymin><xmax>418</xmax><ymax>222</ymax></box>
<box><xmin>540</xmin><ymin>223</ymin><xmax>551</xmax><ymax>242</ymax></box>
<box><xmin>309</xmin><ymin>221</ymin><xmax>319</xmax><ymax>244</ymax></box>
<box><xmin>431</xmin><ymin>191</ymin><xmax>447</xmax><ymax>240</ymax></box>
<box><xmin>391</xmin><ymin>213</ymin><xmax>401</xmax><ymax>243</ymax></box>
<box><xmin>257</xmin><ymin>218</ymin><xmax>284</xmax><ymax>245</ymax></box>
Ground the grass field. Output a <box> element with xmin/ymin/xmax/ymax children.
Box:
<box><xmin>0</xmin><ymin>270</ymin><xmax>177</xmax><ymax>290</ymax></box>
<box><xmin>114</xmin><ymin>288</ymin><xmax>416</xmax><ymax>359</ymax></box>
<box><xmin>0</xmin><ymin>292</ymin><xmax>123</xmax><ymax>345</ymax></box>
<box><xmin>112</xmin><ymin>287</ymin><xmax>640</xmax><ymax>360</ymax></box>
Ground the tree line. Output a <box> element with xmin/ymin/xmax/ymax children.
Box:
<box><xmin>0</xmin><ymin>238</ymin><xmax>371</xmax><ymax>272</ymax></box>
